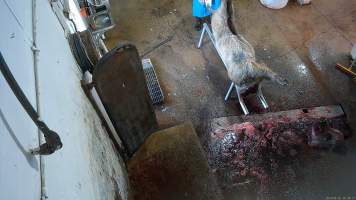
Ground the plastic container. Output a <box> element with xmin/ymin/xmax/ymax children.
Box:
<box><xmin>260</xmin><ymin>0</ymin><xmax>289</xmax><ymax>9</ymax></box>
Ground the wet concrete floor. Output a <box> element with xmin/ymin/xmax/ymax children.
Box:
<box><xmin>106</xmin><ymin>0</ymin><xmax>356</xmax><ymax>199</ymax></box>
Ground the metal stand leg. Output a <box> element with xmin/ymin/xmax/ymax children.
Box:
<box><xmin>197</xmin><ymin>24</ymin><xmax>207</xmax><ymax>49</ymax></box>
<box><xmin>235</xmin><ymin>85</ymin><xmax>249</xmax><ymax>115</ymax></box>
<box><xmin>196</xmin><ymin>23</ymin><xmax>269</xmax><ymax>115</ymax></box>
<box><xmin>257</xmin><ymin>84</ymin><xmax>269</xmax><ymax>109</ymax></box>
<box><xmin>224</xmin><ymin>82</ymin><xmax>235</xmax><ymax>101</ymax></box>
<box><xmin>197</xmin><ymin>23</ymin><xmax>216</xmax><ymax>49</ymax></box>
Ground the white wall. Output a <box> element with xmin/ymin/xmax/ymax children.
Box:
<box><xmin>0</xmin><ymin>0</ymin><xmax>40</xmax><ymax>199</ymax></box>
<box><xmin>0</xmin><ymin>0</ymin><xmax>129</xmax><ymax>199</ymax></box>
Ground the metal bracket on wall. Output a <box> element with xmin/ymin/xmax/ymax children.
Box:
<box><xmin>0</xmin><ymin>53</ymin><xmax>62</xmax><ymax>155</ymax></box>
<box><xmin>197</xmin><ymin>23</ymin><xmax>269</xmax><ymax>115</ymax></box>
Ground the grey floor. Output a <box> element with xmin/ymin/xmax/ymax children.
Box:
<box><xmin>106</xmin><ymin>0</ymin><xmax>356</xmax><ymax>199</ymax></box>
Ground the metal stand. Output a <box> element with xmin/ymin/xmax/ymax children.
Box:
<box><xmin>197</xmin><ymin>23</ymin><xmax>269</xmax><ymax>115</ymax></box>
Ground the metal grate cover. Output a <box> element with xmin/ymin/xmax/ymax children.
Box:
<box><xmin>142</xmin><ymin>59</ymin><xmax>164</xmax><ymax>104</ymax></box>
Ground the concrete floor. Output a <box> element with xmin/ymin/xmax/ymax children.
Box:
<box><xmin>106</xmin><ymin>0</ymin><xmax>356</xmax><ymax>199</ymax></box>
<box><xmin>127</xmin><ymin>123</ymin><xmax>221</xmax><ymax>200</ymax></box>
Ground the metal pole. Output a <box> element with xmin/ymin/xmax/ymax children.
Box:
<box><xmin>235</xmin><ymin>85</ymin><xmax>249</xmax><ymax>115</ymax></box>
<box><xmin>224</xmin><ymin>82</ymin><xmax>234</xmax><ymax>101</ymax></box>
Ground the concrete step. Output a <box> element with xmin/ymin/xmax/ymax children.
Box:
<box><xmin>128</xmin><ymin>122</ymin><xmax>222</xmax><ymax>200</ymax></box>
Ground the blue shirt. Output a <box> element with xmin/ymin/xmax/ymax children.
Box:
<box><xmin>193</xmin><ymin>0</ymin><xmax>221</xmax><ymax>18</ymax></box>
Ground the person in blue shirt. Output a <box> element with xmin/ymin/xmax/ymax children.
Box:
<box><xmin>192</xmin><ymin>0</ymin><xmax>222</xmax><ymax>31</ymax></box>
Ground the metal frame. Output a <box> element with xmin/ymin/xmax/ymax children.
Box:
<box><xmin>197</xmin><ymin>23</ymin><xmax>269</xmax><ymax>115</ymax></box>
<box><xmin>142</xmin><ymin>58</ymin><xmax>165</xmax><ymax>104</ymax></box>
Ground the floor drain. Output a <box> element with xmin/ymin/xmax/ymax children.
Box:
<box><xmin>142</xmin><ymin>58</ymin><xmax>164</xmax><ymax>104</ymax></box>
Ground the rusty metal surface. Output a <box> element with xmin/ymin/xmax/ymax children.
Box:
<box><xmin>209</xmin><ymin>105</ymin><xmax>345</xmax><ymax>131</ymax></box>
<box><xmin>93</xmin><ymin>43</ymin><xmax>158</xmax><ymax>157</ymax></box>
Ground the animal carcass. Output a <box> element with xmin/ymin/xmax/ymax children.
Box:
<box><xmin>211</xmin><ymin>0</ymin><xmax>288</xmax><ymax>90</ymax></box>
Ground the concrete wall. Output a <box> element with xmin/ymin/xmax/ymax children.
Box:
<box><xmin>0</xmin><ymin>0</ymin><xmax>40</xmax><ymax>199</ymax></box>
<box><xmin>0</xmin><ymin>0</ymin><xmax>129</xmax><ymax>199</ymax></box>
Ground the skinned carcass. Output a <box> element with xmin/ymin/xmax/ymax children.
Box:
<box><xmin>211</xmin><ymin>0</ymin><xmax>288</xmax><ymax>90</ymax></box>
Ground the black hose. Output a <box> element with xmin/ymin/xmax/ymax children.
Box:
<box><xmin>68</xmin><ymin>33</ymin><xmax>94</xmax><ymax>72</ymax></box>
<box><xmin>0</xmin><ymin>52</ymin><xmax>62</xmax><ymax>155</ymax></box>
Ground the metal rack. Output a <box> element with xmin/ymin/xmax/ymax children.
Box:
<box><xmin>142</xmin><ymin>59</ymin><xmax>164</xmax><ymax>104</ymax></box>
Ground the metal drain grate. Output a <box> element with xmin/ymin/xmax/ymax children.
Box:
<box><xmin>142</xmin><ymin>59</ymin><xmax>164</xmax><ymax>104</ymax></box>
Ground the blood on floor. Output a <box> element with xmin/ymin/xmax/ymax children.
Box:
<box><xmin>208</xmin><ymin>111</ymin><xmax>350</xmax><ymax>198</ymax></box>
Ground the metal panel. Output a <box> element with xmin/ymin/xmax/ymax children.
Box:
<box><xmin>93</xmin><ymin>43</ymin><xmax>158</xmax><ymax>157</ymax></box>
